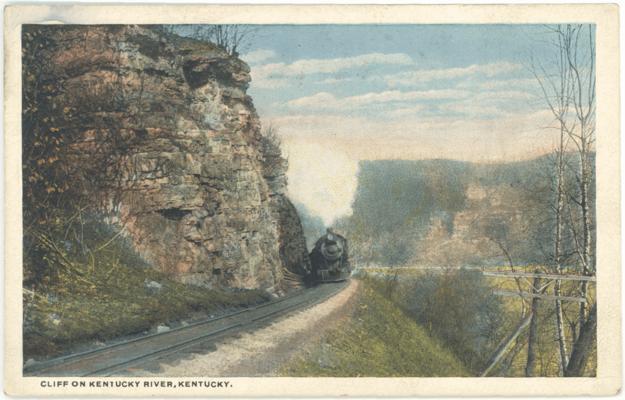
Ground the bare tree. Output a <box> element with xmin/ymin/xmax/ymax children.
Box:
<box><xmin>533</xmin><ymin>23</ymin><xmax>596</xmax><ymax>377</ymax></box>
<box><xmin>260</xmin><ymin>123</ymin><xmax>283</xmax><ymax>156</ymax></box>
<box><xmin>565</xmin><ymin>24</ymin><xmax>596</xmax><ymax>376</ymax></box>
<box><xmin>547</xmin><ymin>24</ymin><xmax>595</xmax><ymax>332</ymax></box>
<box><xmin>565</xmin><ymin>303</ymin><xmax>597</xmax><ymax>376</ymax></box>
<box><xmin>565</xmin><ymin>24</ymin><xmax>596</xmax><ymax>327</ymax></box>
<box><xmin>182</xmin><ymin>25</ymin><xmax>255</xmax><ymax>56</ymax></box>
<box><xmin>531</xmin><ymin>23</ymin><xmax>575</xmax><ymax>375</ymax></box>
<box><xmin>525</xmin><ymin>273</ymin><xmax>542</xmax><ymax>376</ymax></box>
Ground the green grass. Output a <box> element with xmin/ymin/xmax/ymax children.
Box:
<box><xmin>281</xmin><ymin>278</ymin><xmax>469</xmax><ymax>377</ymax></box>
<box><xmin>354</xmin><ymin>268</ymin><xmax>597</xmax><ymax>377</ymax></box>
<box><xmin>24</xmin><ymin>248</ymin><xmax>269</xmax><ymax>360</ymax></box>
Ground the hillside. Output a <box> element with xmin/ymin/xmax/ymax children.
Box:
<box><xmin>341</xmin><ymin>156</ymin><xmax>595</xmax><ymax>268</ymax></box>
<box><xmin>282</xmin><ymin>278</ymin><xmax>469</xmax><ymax>377</ymax></box>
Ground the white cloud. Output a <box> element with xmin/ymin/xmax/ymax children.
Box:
<box><xmin>474</xmin><ymin>90</ymin><xmax>535</xmax><ymax>102</ymax></box>
<box><xmin>250</xmin><ymin>77</ymin><xmax>292</xmax><ymax>89</ymax></box>
<box><xmin>287</xmin><ymin>92</ymin><xmax>337</xmax><ymax>109</ymax></box>
<box><xmin>268</xmin><ymin>109</ymin><xmax>556</xmax><ymax>162</ymax></box>
<box><xmin>439</xmin><ymin>102</ymin><xmax>506</xmax><ymax>117</ymax></box>
<box><xmin>388</xmin><ymin>105</ymin><xmax>426</xmax><ymax>118</ymax></box>
<box><xmin>250</xmin><ymin>52</ymin><xmax>412</xmax><ymax>89</ymax></box>
<box><xmin>261</xmin><ymin>53</ymin><xmax>412</xmax><ymax>77</ymax></box>
<box><xmin>286</xmin><ymin>89</ymin><xmax>469</xmax><ymax>111</ymax></box>
<box><xmin>242</xmin><ymin>49</ymin><xmax>278</xmax><ymax>64</ymax></box>
<box><xmin>384</xmin><ymin>61</ymin><xmax>522</xmax><ymax>87</ymax></box>
<box><xmin>458</xmin><ymin>78</ymin><xmax>538</xmax><ymax>91</ymax></box>
<box><xmin>435</xmin><ymin>89</ymin><xmax>537</xmax><ymax>117</ymax></box>
<box><xmin>315</xmin><ymin>77</ymin><xmax>354</xmax><ymax>85</ymax></box>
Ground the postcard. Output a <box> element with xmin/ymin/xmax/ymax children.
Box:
<box><xmin>4</xmin><ymin>3</ymin><xmax>621</xmax><ymax>397</ymax></box>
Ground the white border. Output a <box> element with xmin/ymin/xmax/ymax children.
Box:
<box><xmin>3</xmin><ymin>3</ymin><xmax>621</xmax><ymax>397</ymax></box>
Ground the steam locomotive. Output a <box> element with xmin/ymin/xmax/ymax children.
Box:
<box><xmin>308</xmin><ymin>229</ymin><xmax>351</xmax><ymax>284</ymax></box>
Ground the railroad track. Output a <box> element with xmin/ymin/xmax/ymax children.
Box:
<box><xmin>24</xmin><ymin>281</ymin><xmax>348</xmax><ymax>377</ymax></box>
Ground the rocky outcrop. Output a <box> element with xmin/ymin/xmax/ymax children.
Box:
<box><xmin>32</xmin><ymin>25</ymin><xmax>309</xmax><ymax>292</ymax></box>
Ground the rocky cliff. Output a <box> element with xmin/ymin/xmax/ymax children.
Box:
<box><xmin>28</xmin><ymin>25</ymin><xmax>310</xmax><ymax>292</ymax></box>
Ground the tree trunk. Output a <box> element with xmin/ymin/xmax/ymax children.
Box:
<box><xmin>554</xmin><ymin>282</ymin><xmax>569</xmax><ymax>374</ymax></box>
<box><xmin>578</xmin><ymin>152</ymin><xmax>592</xmax><ymax>325</ymax></box>
<box><xmin>554</xmin><ymin>127</ymin><xmax>569</xmax><ymax>374</ymax></box>
<box><xmin>565</xmin><ymin>303</ymin><xmax>597</xmax><ymax>376</ymax></box>
<box><xmin>525</xmin><ymin>274</ymin><xmax>542</xmax><ymax>376</ymax></box>
<box><xmin>578</xmin><ymin>280</ymin><xmax>588</xmax><ymax>334</ymax></box>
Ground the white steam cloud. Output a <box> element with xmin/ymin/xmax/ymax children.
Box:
<box><xmin>281</xmin><ymin>140</ymin><xmax>358</xmax><ymax>226</ymax></box>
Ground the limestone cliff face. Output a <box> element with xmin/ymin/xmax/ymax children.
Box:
<box><xmin>38</xmin><ymin>25</ymin><xmax>310</xmax><ymax>291</ymax></box>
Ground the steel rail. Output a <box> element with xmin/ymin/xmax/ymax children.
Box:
<box><xmin>24</xmin><ymin>289</ymin><xmax>299</xmax><ymax>375</ymax></box>
<box><xmin>93</xmin><ymin>284</ymin><xmax>343</xmax><ymax>376</ymax></box>
<box><xmin>24</xmin><ymin>281</ymin><xmax>347</xmax><ymax>377</ymax></box>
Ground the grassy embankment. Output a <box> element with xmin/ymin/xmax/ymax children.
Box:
<box><xmin>483</xmin><ymin>270</ymin><xmax>596</xmax><ymax>377</ymax></box>
<box><xmin>351</xmin><ymin>267</ymin><xmax>597</xmax><ymax>377</ymax></box>
<box><xmin>23</xmin><ymin>228</ymin><xmax>270</xmax><ymax>360</ymax></box>
<box><xmin>281</xmin><ymin>277</ymin><xmax>469</xmax><ymax>377</ymax></box>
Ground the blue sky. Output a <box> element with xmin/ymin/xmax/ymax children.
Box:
<box><xmin>243</xmin><ymin>25</ymin><xmax>551</xmax><ymax>116</ymax></box>
<box><xmin>236</xmin><ymin>25</ymin><xmax>583</xmax><ymax>224</ymax></box>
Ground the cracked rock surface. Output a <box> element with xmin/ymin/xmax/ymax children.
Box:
<box><xmin>41</xmin><ymin>25</ymin><xmax>310</xmax><ymax>291</ymax></box>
